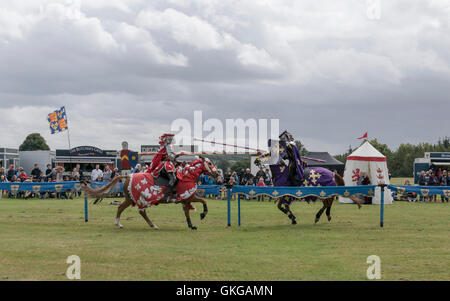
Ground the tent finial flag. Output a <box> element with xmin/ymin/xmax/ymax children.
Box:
<box><xmin>357</xmin><ymin>131</ymin><xmax>368</xmax><ymax>140</ymax></box>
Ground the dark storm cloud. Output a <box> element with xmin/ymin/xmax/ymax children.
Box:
<box><xmin>0</xmin><ymin>0</ymin><xmax>448</xmax><ymax>153</ymax></box>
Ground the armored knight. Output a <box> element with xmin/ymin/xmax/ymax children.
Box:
<box><xmin>147</xmin><ymin>133</ymin><xmax>178</xmax><ymax>202</ymax></box>
<box><xmin>278</xmin><ymin>130</ymin><xmax>309</xmax><ymax>186</ymax></box>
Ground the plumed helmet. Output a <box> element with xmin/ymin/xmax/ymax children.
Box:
<box><xmin>279</xmin><ymin>130</ymin><xmax>294</xmax><ymax>142</ymax></box>
<box><xmin>159</xmin><ymin>133</ymin><xmax>175</xmax><ymax>146</ymax></box>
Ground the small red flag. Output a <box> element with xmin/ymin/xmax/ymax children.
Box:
<box><xmin>357</xmin><ymin>132</ymin><xmax>368</xmax><ymax>140</ymax></box>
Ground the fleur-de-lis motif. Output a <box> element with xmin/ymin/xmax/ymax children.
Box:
<box><xmin>296</xmin><ymin>190</ymin><xmax>303</xmax><ymax>196</ymax></box>
<box><xmin>249</xmin><ymin>190</ymin><xmax>256</xmax><ymax>196</ymax></box>
<box><xmin>320</xmin><ymin>190</ymin><xmax>326</xmax><ymax>197</ymax></box>
<box><xmin>344</xmin><ymin>190</ymin><xmax>350</xmax><ymax>197</ymax></box>
<box><xmin>272</xmin><ymin>190</ymin><xmax>279</xmax><ymax>196</ymax></box>
<box><xmin>420</xmin><ymin>189</ymin><xmax>429</xmax><ymax>197</ymax></box>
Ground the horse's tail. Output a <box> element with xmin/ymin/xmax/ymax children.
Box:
<box><xmin>334</xmin><ymin>172</ymin><xmax>345</xmax><ymax>186</ymax></box>
<box><xmin>81</xmin><ymin>175</ymin><xmax>128</xmax><ymax>201</ymax></box>
<box><xmin>334</xmin><ymin>172</ymin><xmax>362</xmax><ymax>209</ymax></box>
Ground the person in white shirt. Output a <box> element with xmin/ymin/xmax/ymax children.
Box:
<box><xmin>91</xmin><ymin>165</ymin><xmax>103</xmax><ymax>182</ymax></box>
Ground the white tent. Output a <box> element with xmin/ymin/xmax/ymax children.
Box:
<box><xmin>339</xmin><ymin>141</ymin><xmax>393</xmax><ymax>205</ymax></box>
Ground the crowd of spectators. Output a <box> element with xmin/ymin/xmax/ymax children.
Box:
<box><xmin>1</xmin><ymin>161</ymin><xmax>448</xmax><ymax>203</ymax></box>
<box><xmin>413</xmin><ymin>168</ymin><xmax>449</xmax><ymax>203</ymax></box>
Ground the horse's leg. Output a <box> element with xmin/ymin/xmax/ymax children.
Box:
<box><xmin>277</xmin><ymin>198</ymin><xmax>297</xmax><ymax>225</ymax></box>
<box><xmin>325</xmin><ymin>198</ymin><xmax>333</xmax><ymax>222</ymax></box>
<box><xmin>315</xmin><ymin>200</ymin><xmax>327</xmax><ymax>224</ymax></box>
<box><xmin>182</xmin><ymin>202</ymin><xmax>197</xmax><ymax>230</ymax></box>
<box><xmin>139</xmin><ymin>209</ymin><xmax>159</xmax><ymax>230</ymax></box>
<box><xmin>189</xmin><ymin>196</ymin><xmax>208</xmax><ymax>220</ymax></box>
<box><xmin>115</xmin><ymin>197</ymin><xmax>132</xmax><ymax>229</ymax></box>
<box><xmin>285</xmin><ymin>204</ymin><xmax>297</xmax><ymax>225</ymax></box>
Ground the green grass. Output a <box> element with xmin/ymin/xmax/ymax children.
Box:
<box><xmin>0</xmin><ymin>196</ymin><xmax>449</xmax><ymax>281</ymax></box>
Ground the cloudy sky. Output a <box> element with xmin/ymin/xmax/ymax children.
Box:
<box><xmin>0</xmin><ymin>0</ymin><xmax>449</xmax><ymax>155</ymax></box>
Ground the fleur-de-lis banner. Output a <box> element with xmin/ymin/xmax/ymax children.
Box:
<box><xmin>48</xmin><ymin>106</ymin><xmax>68</xmax><ymax>134</ymax></box>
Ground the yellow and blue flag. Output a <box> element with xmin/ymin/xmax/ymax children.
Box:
<box><xmin>48</xmin><ymin>107</ymin><xmax>68</xmax><ymax>134</ymax></box>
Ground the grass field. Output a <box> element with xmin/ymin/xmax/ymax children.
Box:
<box><xmin>0</xmin><ymin>195</ymin><xmax>449</xmax><ymax>281</ymax></box>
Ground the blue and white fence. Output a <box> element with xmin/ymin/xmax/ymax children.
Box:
<box><xmin>1</xmin><ymin>182</ymin><xmax>448</xmax><ymax>228</ymax></box>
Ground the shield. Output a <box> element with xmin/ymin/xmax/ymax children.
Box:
<box><xmin>73</xmin><ymin>183</ymin><xmax>82</xmax><ymax>191</ymax></box>
<box><xmin>443</xmin><ymin>190</ymin><xmax>450</xmax><ymax>198</ymax></box>
<box><xmin>54</xmin><ymin>184</ymin><xmax>64</xmax><ymax>192</ymax></box>
<box><xmin>32</xmin><ymin>186</ymin><xmax>41</xmax><ymax>193</ymax></box>
<box><xmin>195</xmin><ymin>189</ymin><xmax>206</xmax><ymax>198</ymax></box>
<box><xmin>420</xmin><ymin>189</ymin><xmax>429</xmax><ymax>197</ymax></box>
<box><xmin>10</xmin><ymin>185</ymin><xmax>20</xmax><ymax>193</ymax></box>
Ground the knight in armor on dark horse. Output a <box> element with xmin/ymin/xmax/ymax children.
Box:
<box><xmin>256</xmin><ymin>130</ymin><xmax>362</xmax><ymax>225</ymax></box>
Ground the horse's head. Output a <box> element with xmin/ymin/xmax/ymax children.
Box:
<box><xmin>200</xmin><ymin>156</ymin><xmax>219</xmax><ymax>178</ymax></box>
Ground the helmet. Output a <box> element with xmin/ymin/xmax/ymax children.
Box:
<box><xmin>279</xmin><ymin>130</ymin><xmax>294</xmax><ymax>142</ymax></box>
<box><xmin>159</xmin><ymin>133</ymin><xmax>175</xmax><ymax>146</ymax></box>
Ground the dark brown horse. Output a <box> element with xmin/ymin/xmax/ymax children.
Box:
<box><xmin>276</xmin><ymin>171</ymin><xmax>362</xmax><ymax>225</ymax></box>
<box><xmin>82</xmin><ymin>157</ymin><xmax>218</xmax><ymax>230</ymax></box>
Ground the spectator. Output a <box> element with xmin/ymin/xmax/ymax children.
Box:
<box><xmin>257</xmin><ymin>176</ymin><xmax>266</xmax><ymax>202</ymax></box>
<box><xmin>440</xmin><ymin>170</ymin><xmax>448</xmax><ymax>203</ymax></box>
<box><xmin>55</xmin><ymin>166</ymin><xmax>65</xmax><ymax>182</ymax></box>
<box><xmin>241</xmin><ymin>168</ymin><xmax>254</xmax><ymax>185</ymax></box>
<box><xmin>0</xmin><ymin>175</ymin><xmax>7</xmax><ymax>199</ymax></box>
<box><xmin>231</xmin><ymin>171</ymin><xmax>239</xmax><ymax>185</ymax></box>
<box><xmin>76</xmin><ymin>164</ymin><xmax>84</xmax><ymax>181</ymax></box>
<box><xmin>224</xmin><ymin>168</ymin><xmax>232</xmax><ymax>184</ymax></box>
<box><xmin>8</xmin><ymin>175</ymin><xmax>19</xmax><ymax>198</ymax></box>
<box><xmin>428</xmin><ymin>171</ymin><xmax>438</xmax><ymax>203</ymax></box>
<box><xmin>111</xmin><ymin>167</ymin><xmax>119</xmax><ymax>179</ymax></box>
<box><xmin>45</xmin><ymin>164</ymin><xmax>53</xmax><ymax>180</ymax></box>
<box><xmin>131</xmin><ymin>164</ymin><xmax>142</xmax><ymax>174</ymax></box>
<box><xmin>18</xmin><ymin>168</ymin><xmax>28</xmax><ymax>182</ymax></box>
<box><xmin>255</xmin><ymin>167</ymin><xmax>265</xmax><ymax>182</ymax></box>
<box><xmin>31</xmin><ymin>164</ymin><xmax>41</xmax><ymax>182</ymax></box>
<box><xmin>0</xmin><ymin>167</ymin><xmax>5</xmax><ymax>178</ymax></box>
<box><xmin>238</xmin><ymin>168</ymin><xmax>245</xmax><ymax>182</ymax></box>
<box><xmin>72</xmin><ymin>167</ymin><xmax>80</xmax><ymax>181</ymax></box>
<box><xmin>7</xmin><ymin>165</ymin><xmax>16</xmax><ymax>182</ymax></box>
<box><xmin>39</xmin><ymin>177</ymin><xmax>48</xmax><ymax>199</ymax></box>
<box><xmin>91</xmin><ymin>164</ymin><xmax>103</xmax><ymax>182</ymax></box>
<box><xmin>418</xmin><ymin>171</ymin><xmax>427</xmax><ymax>202</ymax></box>
<box><xmin>103</xmin><ymin>165</ymin><xmax>112</xmax><ymax>182</ymax></box>
<box><xmin>264</xmin><ymin>168</ymin><xmax>272</xmax><ymax>186</ymax></box>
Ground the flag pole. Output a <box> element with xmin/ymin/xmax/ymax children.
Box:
<box><xmin>64</xmin><ymin>106</ymin><xmax>72</xmax><ymax>170</ymax></box>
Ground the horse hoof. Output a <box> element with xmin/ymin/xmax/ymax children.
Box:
<box><xmin>191</xmin><ymin>226</ymin><xmax>198</xmax><ymax>231</ymax></box>
<box><xmin>292</xmin><ymin>219</ymin><xmax>297</xmax><ymax>225</ymax></box>
<box><xmin>328</xmin><ymin>216</ymin><xmax>332</xmax><ymax>222</ymax></box>
<box><xmin>152</xmin><ymin>225</ymin><xmax>159</xmax><ymax>230</ymax></box>
<box><xmin>117</xmin><ymin>224</ymin><xmax>123</xmax><ymax>229</ymax></box>
<box><xmin>200</xmin><ymin>213</ymin><xmax>206</xmax><ymax>220</ymax></box>
<box><xmin>315</xmin><ymin>218</ymin><xmax>319</xmax><ymax>224</ymax></box>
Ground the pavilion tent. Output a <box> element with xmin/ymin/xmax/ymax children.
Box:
<box><xmin>303</xmin><ymin>152</ymin><xmax>345</xmax><ymax>175</ymax></box>
<box><xmin>339</xmin><ymin>141</ymin><xmax>393</xmax><ymax>205</ymax></box>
